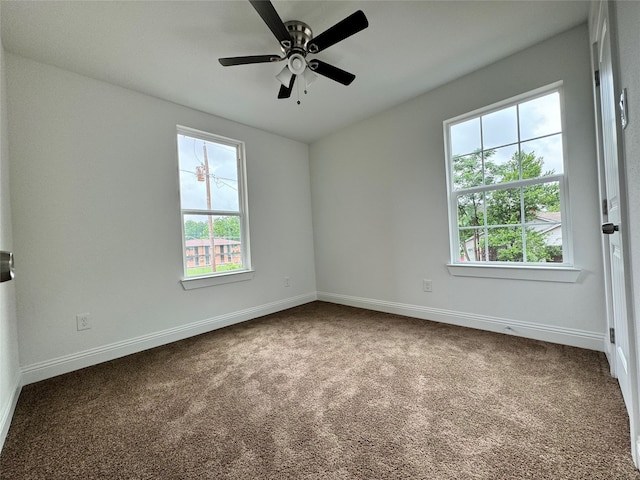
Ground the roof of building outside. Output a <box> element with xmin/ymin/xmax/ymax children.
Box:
<box><xmin>534</xmin><ymin>211</ymin><xmax>562</xmax><ymax>223</ymax></box>
<box><xmin>185</xmin><ymin>238</ymin><xmax>240</xmax><ymax>247</ymax></box>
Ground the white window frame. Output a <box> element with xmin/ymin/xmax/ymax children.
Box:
<box><xmin>176</xmin><ymin>126</ymin><xmax>253</xmax><ymax>290</ymax></box>
<box><xmin>443</xmin><ymin>83</ymin><xmax>580</xmax><ymax>283</ymax></box>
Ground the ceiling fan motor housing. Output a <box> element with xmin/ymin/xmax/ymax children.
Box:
<box><xmin>283</xmin><ymin>21</ymin><xmax>313</xmax><ymax>53</ymax></box>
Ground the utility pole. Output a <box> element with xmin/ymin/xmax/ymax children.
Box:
<box><xmin>203</xmin><ymin>143</ymin><xmax>217</xmax><ymax>272</ymax></box>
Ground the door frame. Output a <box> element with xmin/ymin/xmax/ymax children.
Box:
<box><xmin>589</xmin><ymin>0</ymin><xmax>640</xmax><ymax>467</ymax></box>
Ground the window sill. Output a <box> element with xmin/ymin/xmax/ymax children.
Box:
<box><xmin>446</xmin><ymin>263</ymin><xmax>581</xmax><ymax>283</ymax></box>
<box><xmin>180</xmin><ymin>269</ymin><xmax>255</xmax><ymax>290</ymax></box>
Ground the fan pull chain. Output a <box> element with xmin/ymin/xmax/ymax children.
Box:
<box><xmin>295</xmin><ymin>74</ymin><xmax>310</xmax><ymax>105</ymax></box>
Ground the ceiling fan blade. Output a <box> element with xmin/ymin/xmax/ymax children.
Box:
<box><xmin>249</xmin><ymin>0</ymin><xmax>292</xmax><ymax>48</ymax></box>
<box><xmin>219</xmin><ymin>55</ymin><xmax>283</xmax><ymax>66</ymax></box>
<box><xmin>278</xmin><ymin>74</ymin><xmax>296</xmax><ymax>99</ymax></box>
<box><xmin>307</xmin><ymin>10</ymin><xmax>368</xmax><ymax>54</ymax></box>
<box><xmin>308</xmin><ymin>60</ymin><xmax>355</xmax><ymax>86</ymax></box>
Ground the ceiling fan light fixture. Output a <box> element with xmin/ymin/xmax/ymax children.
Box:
<box><xmin>287</xmin><ymin>53</ymin><xmax>307</xmax><ymax>76</ymax></box>
<box><xmin>302</xmin><ymin>68</ymin><xmax>317</xmax><ymax>89</ymax></box>
<box><xmin>276</xmin><ymin>65</ymin><xmax>293</xmax><ymax>86</ymax></box>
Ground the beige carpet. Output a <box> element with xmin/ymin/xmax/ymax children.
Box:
<box><xmin>1</xmin><ymin>301</ymin><xmax>638</xmax><ymax>479</ymax></box>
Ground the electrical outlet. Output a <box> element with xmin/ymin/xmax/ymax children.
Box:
<box><xmin>76</xmin><ymin>313</ymin><xmax>91</xmax><ymax>331</ymax></box>
<box><xmin>423</xmin><ymin>279</ymin><xmax>433</xmax><ymax>292</ymax></box>
<box><xmin>284</xmin><ymin>276</ymin><xmax>291</xmax><ymax>287</ymax></box>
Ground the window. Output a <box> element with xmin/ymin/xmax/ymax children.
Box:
<box><xmin>177</xmin><ymin>126</ymin><xmax>251</xmax><ymax>284</ymax></box>
<box><xmin>444</xmin><ymin>84</ymin><xmax>573</xmax><ymax>270</ymax></box>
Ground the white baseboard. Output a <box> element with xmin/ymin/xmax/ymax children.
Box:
<box><xmin>317</xmin><ymin>292</ymin><xmax>604</xmax><ymax>352</ymax></box>
<box><xmin>0</xmin><ymin>373</ymin><xmax>22</xmax><ymax>453</ymax></box>
<box><xmin>21</xmin><ymin>292</ymin><xmax>317</xmax><ymax>386</ymax></box>
<box><xmin>20</xmin><ymin>289</ymin><xmax>605</xmax><ymax>386</ymax></box>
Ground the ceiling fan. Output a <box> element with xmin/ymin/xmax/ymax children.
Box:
<box><xmin>219</xmin><ymin>0</ymin><xmax>369</xmax><ymax>101</ymax></box>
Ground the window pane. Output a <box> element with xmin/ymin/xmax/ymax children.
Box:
<box><xmin>178</xmin><ymin>135</ymin><xmax>239</xmax><ymax>212</ymax></box>
<box><xmin>457</xmin><ymin>193</ymin><xmax>484</xmax><ymax>228</ymax></box>
<box><xmin>483</xmin><ymin>145</ymin><xmax>519</xmax><ymax>185</ymax></box>
<box><xmin>522</xmin><ymin>182</ymin><xmax>562</xmax><ymax>263</ymax></box>
<box><xmin>525</xmin><ymin>226</ymin><xmax>563</xmax><ymax>263</ymax></box>
<box><xmin>519</xmin><ymin>92</ymin><xmax>561</xmax><ymax>141</ymax></box>
<box><xmin>522</xmin><ymin>182</ymin><xmax>561</xmax><ymax>223</ymax></box>
<box><xmin>520</xmin><ymin>134</ymin><xmax>564</xmax><ymax>178</ymax></box>
<box><xmin>450</xmin><ymin>118</ymin><xmax>481</xmax><ymax>156</ymax></box>
<box><xmin>482</xmin><ymin>106</ymin><xmax>518</xmax><ymax>149</ymax></box>
<box><xmin>445</xmin><ymin>88</ymin><xmax>569</xmax><ymax>266</ymax></box>
<box><xmin>485</xmin><ymin>188</ymin><xmax>521</xmax><ymax>226</ymax></box>
<box><xmin>184</xmin><ymin>214</ymin><xmax>243</xmax><ymax>277</ymax></box>
<box><xmin>452</xmin><ymin>153</ymin><xmax>483</xmax><ymax>189</ymax></box>
<box><xmin>459</xmin><ymin>228</ymin><xmax>485</xmax><ymax>262</ymax></box>
<box><xmin>484</xmin><ymin>226</ymin><xmax>523</xmax><ymax>262</ymax></box>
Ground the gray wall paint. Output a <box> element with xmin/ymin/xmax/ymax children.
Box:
<box><xmin>6</xmin><ymin>54</ymin><xmax>317</xmax><ymax>370</ymax></box>
<box><xmin>0</xmin><ymin>2</ymin><xmax>21</xmax><ymax>449</ymax></box>
<box><xmin>614</xmin><ymin>0</ymin><xmax>640</xmax><ymax>375</ymax></box>
<box><xmin>310</xmin><ymin>24</ymin><xmax>606</xmax><ymax>337</ymax></box>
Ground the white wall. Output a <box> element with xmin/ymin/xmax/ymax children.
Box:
<box><xmin>0</xmin><ymin>3</ymin><xmax>22</xmax><ymax>450</ymax></box>
<box><xmin>310</xmin><ymin>24</ymin><xmax>606</xmax><ymax>349</ymax></box>
<box><xmin>614</xmin><ymin>0</ymin><xmax>640</xmax><ymax>388</ymax></box>
<box><xmin>6</xmin><ymin>54</ymin><xmax>317</xmax><ymax>383</ymax></box>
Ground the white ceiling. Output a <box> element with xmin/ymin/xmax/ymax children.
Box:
<box><xmin>1</xmin><ymin>1</ymin><xmax>589</xmax><ymax>144</ymax></box>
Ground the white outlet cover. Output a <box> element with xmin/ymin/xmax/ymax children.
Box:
<box><xmin>76</xmin><ymin>313</ymin><xmax>91</xmax><ymax>331</ymax></box>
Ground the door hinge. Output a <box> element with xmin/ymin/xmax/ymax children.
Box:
<box><xmin>602</xmin><ymin>199</ymin><xmax>608</xmax><ymax>215</ymax></box>
<box><xmin>594</xmin><ymin>70</ymin><xmax>600</xmax><ymax>87</ymax></box>
<box><xmin>610</xmin><ymin>327</ymin><xmax>616</xmax><ymax>344</ymax></box>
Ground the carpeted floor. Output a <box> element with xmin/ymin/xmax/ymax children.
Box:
<box><xmin>1</xmin><ymin>301</ymin><xmax>639</xmax><ymax>479</ymax></box>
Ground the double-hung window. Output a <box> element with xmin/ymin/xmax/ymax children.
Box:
<box><xmin>444</xmin><ymin>84</ymin><xmax>573</xmax><ymax>272</ymax></box>
<box><xmin>177</xmin><ymin>126</ymin><xmax>251</xmax><ymax>286</ymax></box>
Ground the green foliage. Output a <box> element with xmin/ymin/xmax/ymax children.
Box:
<box><xmin>480</xmin><ymin>227</ymin><xmax>549</xmax><ymax>262</ymax></box>
<box><xmin>184</xmin><ymin>219</ymin><xmax>209</xmax><ymax>240</ymax></box>
<box><xmin>187</xmin><ymin>263</ymin><xmax>242</xmax><ymax>276</ymax></box>
<box><xmin>213</xmin><ymin>216</ymin><xmax>240</xmax><ymax>241</ymax></box>
<box><xmin>187</xmin><ymin>266</ymin><xmax>214</xmax><ymax>276</ymax></box>
<box><xmin>216</xmin><ymin>263</ymin><xmax>242</xmax><ymax>272</ymax></box>
<box><xmin>186</xmin><ymin>263</ymin><xmax>242</xmax><ymax>277</ymax></box>
<box><xmin>184</xmin><ymin>217</ymin><xmax>240</xmax><ymax>241</ymax></box>
<box><xmin>454</xmin><ymin>151</ymin><xmax>492</xmax><ymax>235</ymax></box>
<box><xmin>453</xmin><ymin>149</ymin><xmax>561</xmax><ymax>263</ymax></box>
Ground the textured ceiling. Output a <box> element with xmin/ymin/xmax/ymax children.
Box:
<box><xmin>1</xmin><ymin>1</ymin><xmax>590</xmax><ymax>143</ymax></box>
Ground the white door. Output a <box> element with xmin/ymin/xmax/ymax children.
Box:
<box><xmin>598</xmin><ymin>10</ymin><xmax>631</xmax><ymax>409</ymax></box>
<box><xmin>595</xmin><ymin>1</ymin><xmax>638</xmax><ymax>464</ymax></box>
